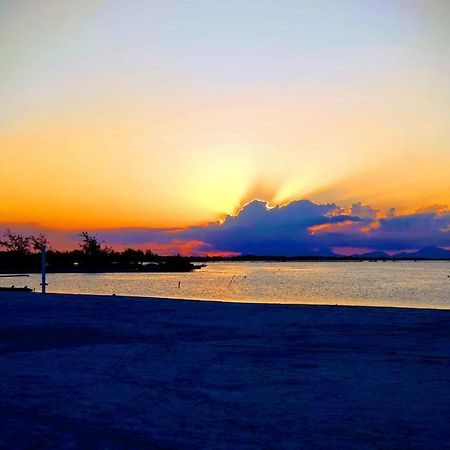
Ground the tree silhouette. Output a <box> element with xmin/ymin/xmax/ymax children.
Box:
<box><xmin>78</xmin><ymin>232</ymin><xmax>112</xmax><ymax>270</ymax></box>
<box><xmin>30</xmin><ymin>233</ymin><xmax>49</xmax><ymax>252</ymax></box>
<box><xmin>0</xmin><ymin>229</ymin><xmax>49</xmax><ymax>254</ymax></box>
<box><xmin>0</xmin><ymin>228</ymin><xmax>200</xmax><ymax>273</ymax></box>
<box><xmin>0</xmin><ymin>229</ymin><xmax>32</xmax><ymax>254</ymax></box>
<box><xmin>79</xmin><ymin>232</ymin><xmax>102</xmax><ymax>257</ymax></box>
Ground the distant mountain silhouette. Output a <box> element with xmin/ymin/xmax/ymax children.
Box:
<box><xmin>354</xmin><ymin>251</ymin><xmax>390</xmax><ymax>258</ymax></box>
<box><xmin>351</xmin><ymin>247</ymin><xmax>450</xmax><ymax>259</ymax></box>
<box><xmin>394</xmin><ymin>246</ymin><xmax>450</xmax><ymax>259</ymax></box>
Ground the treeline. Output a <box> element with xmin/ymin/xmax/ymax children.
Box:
<box><xmin>0</xmin><ymin>230</ymin><xmax>198</xmax><ymax>273</ymax></box>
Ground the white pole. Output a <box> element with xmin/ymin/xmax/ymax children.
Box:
<box><xmin>41</xmin><ymin>245</ymin><xmax>47</xmax><ymax>294</ymax></box>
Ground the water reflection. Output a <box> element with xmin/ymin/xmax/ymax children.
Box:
<box><xmin>17</xmin><ymin>261</ymin><xmax>450</xmax><ymax>309</ymax></box>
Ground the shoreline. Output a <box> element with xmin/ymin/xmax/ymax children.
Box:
<box><xmin>5</xmin><ymin>290</ymin><xmax>450</xmax><ymax>312</ymax></box>
<box><xmin>4</xmin><ymin>259</ymin><xmax>449</xmax><ymax>310</ymax></box>
<box><xmin>1</xmin><ymin>292</ymin><xmax>450</xmax><ymax>448</ymax></box>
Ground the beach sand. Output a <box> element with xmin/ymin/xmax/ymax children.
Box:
<box><xmin>0</xmin><ymin>292</ymin><xmax>449</xmax><ymax>449</ymax></box>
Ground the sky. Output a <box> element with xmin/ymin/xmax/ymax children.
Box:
<box><xmin>1</xmin><ymin>1</ymin><xmax>449</xmax><ymax>254</ymax></box>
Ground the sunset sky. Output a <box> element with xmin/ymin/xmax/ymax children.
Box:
<box><xmin>1</xmin><ymin>1</ymin><xmax>449</xmax><ymax>254</ymax></box>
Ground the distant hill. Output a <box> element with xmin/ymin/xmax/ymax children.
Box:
<box><xmin>394</xmin><ymin>246</ymin><xmax>450</xmax><ymax>260</ymax></box>
<box><xmin>351</xmin><ymin>247</ymin><xmax>450</xmax><ymax>260</ymax></box>
<box><xmin>354</xmin><ymin>251</ymin><xmax>390</xmax><ymax>259</ymax></box>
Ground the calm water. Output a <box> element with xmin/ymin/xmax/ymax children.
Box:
<box><xmin>7</xmin><ymin>261</ymin><xmax>450</xmax><ymax>309</ymax></box>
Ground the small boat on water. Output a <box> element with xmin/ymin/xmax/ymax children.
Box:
<box><xmin>0</xmin><ymin>275</ymin><xmax>33</xmax><ymax>292</ymax></box>
<box><xmin>0</xmin><ymin>286</ymin><xmax>33</xmax><ymax>292</ymax></box>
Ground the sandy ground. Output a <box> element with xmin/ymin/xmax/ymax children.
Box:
<box><xmin>0</xmin><ymin>293</ymin><xmax>449</xmax><ymax>449</ymax></box>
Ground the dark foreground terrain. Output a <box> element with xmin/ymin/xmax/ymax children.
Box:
<box><xmin>0</xmin><ymin>293</ymin><xmax>449</xmax><ymax>449</ymax></box>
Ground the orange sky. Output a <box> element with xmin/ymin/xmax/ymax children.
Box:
<box><xmin>1</xmin><ymin>1</ymin><xmax>449</xmax><ymax>231</ymax></box>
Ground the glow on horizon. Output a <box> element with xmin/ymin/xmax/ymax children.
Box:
<box><xmin>1</xmin><ymin>1</ymin><xmax>449</xmax><ymax>230</ymax></box>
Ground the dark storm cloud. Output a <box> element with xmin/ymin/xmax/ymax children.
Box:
<box><xmin>3</xmin><ymin>201</ymin><xmax>449</xmax><ymax>255</ymax></box>
<box><xmin>310</xmin><ymin>210</ymin><xmax>450</xmax><ymax>252</ymax></box>
<box><xmin>176</xmin><ymin>200</ymin><xmax>359</xmax><ymax>256</ymax></box>
<box><xmin>90</xmin><ymin>200</ymin><xmax>450</xmax><ymax>255</ymax></box>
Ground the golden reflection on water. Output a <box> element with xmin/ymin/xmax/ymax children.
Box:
<box><xmin>18</xmin><ymin>261</ymin><xmax>450</xmax><ymax>309</ymax></box>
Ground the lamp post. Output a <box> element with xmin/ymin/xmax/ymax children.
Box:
<box><xmin>41</xmin><ymin>245</ymin><xmax>47</xmax><ymax>294</ymax></box>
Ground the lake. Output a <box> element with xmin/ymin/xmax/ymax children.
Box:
<box><xmin>7</xmin><ymin>261</ymin><xmax>450</xmax><ymax>309</ymax></box>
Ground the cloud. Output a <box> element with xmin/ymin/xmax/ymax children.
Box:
<box><xmin>174</xmin><ymin>200</ymin><xmax>356</xmax><ymax>256</ymax></box>
<box><xmin>386</xmin><ymin>208</ymin><xmax>396</xmax><ymax>218</ymax></box>
<box><xmin>313</xmin><ymin>210</ymin><xmax>450</xmax><ymax>251</ymax></box>
<box><xmin>175</xmin><ymin>201</ymin><xmax>450</xmax><ymax>255</ymax></box>
<box><xmin>415</xmin><ymin>204</ymin><xmax>449</xmax><ymax>215</ymax></box>
<box><xmin>350</xmin><ymin>202</ymin><xmax>378</xmax><ymax>220</ymax></box>
<box><xmin>2</xmin><ymin>200</ymin><xmax>449</xmax><ymax>255</ymax></box>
